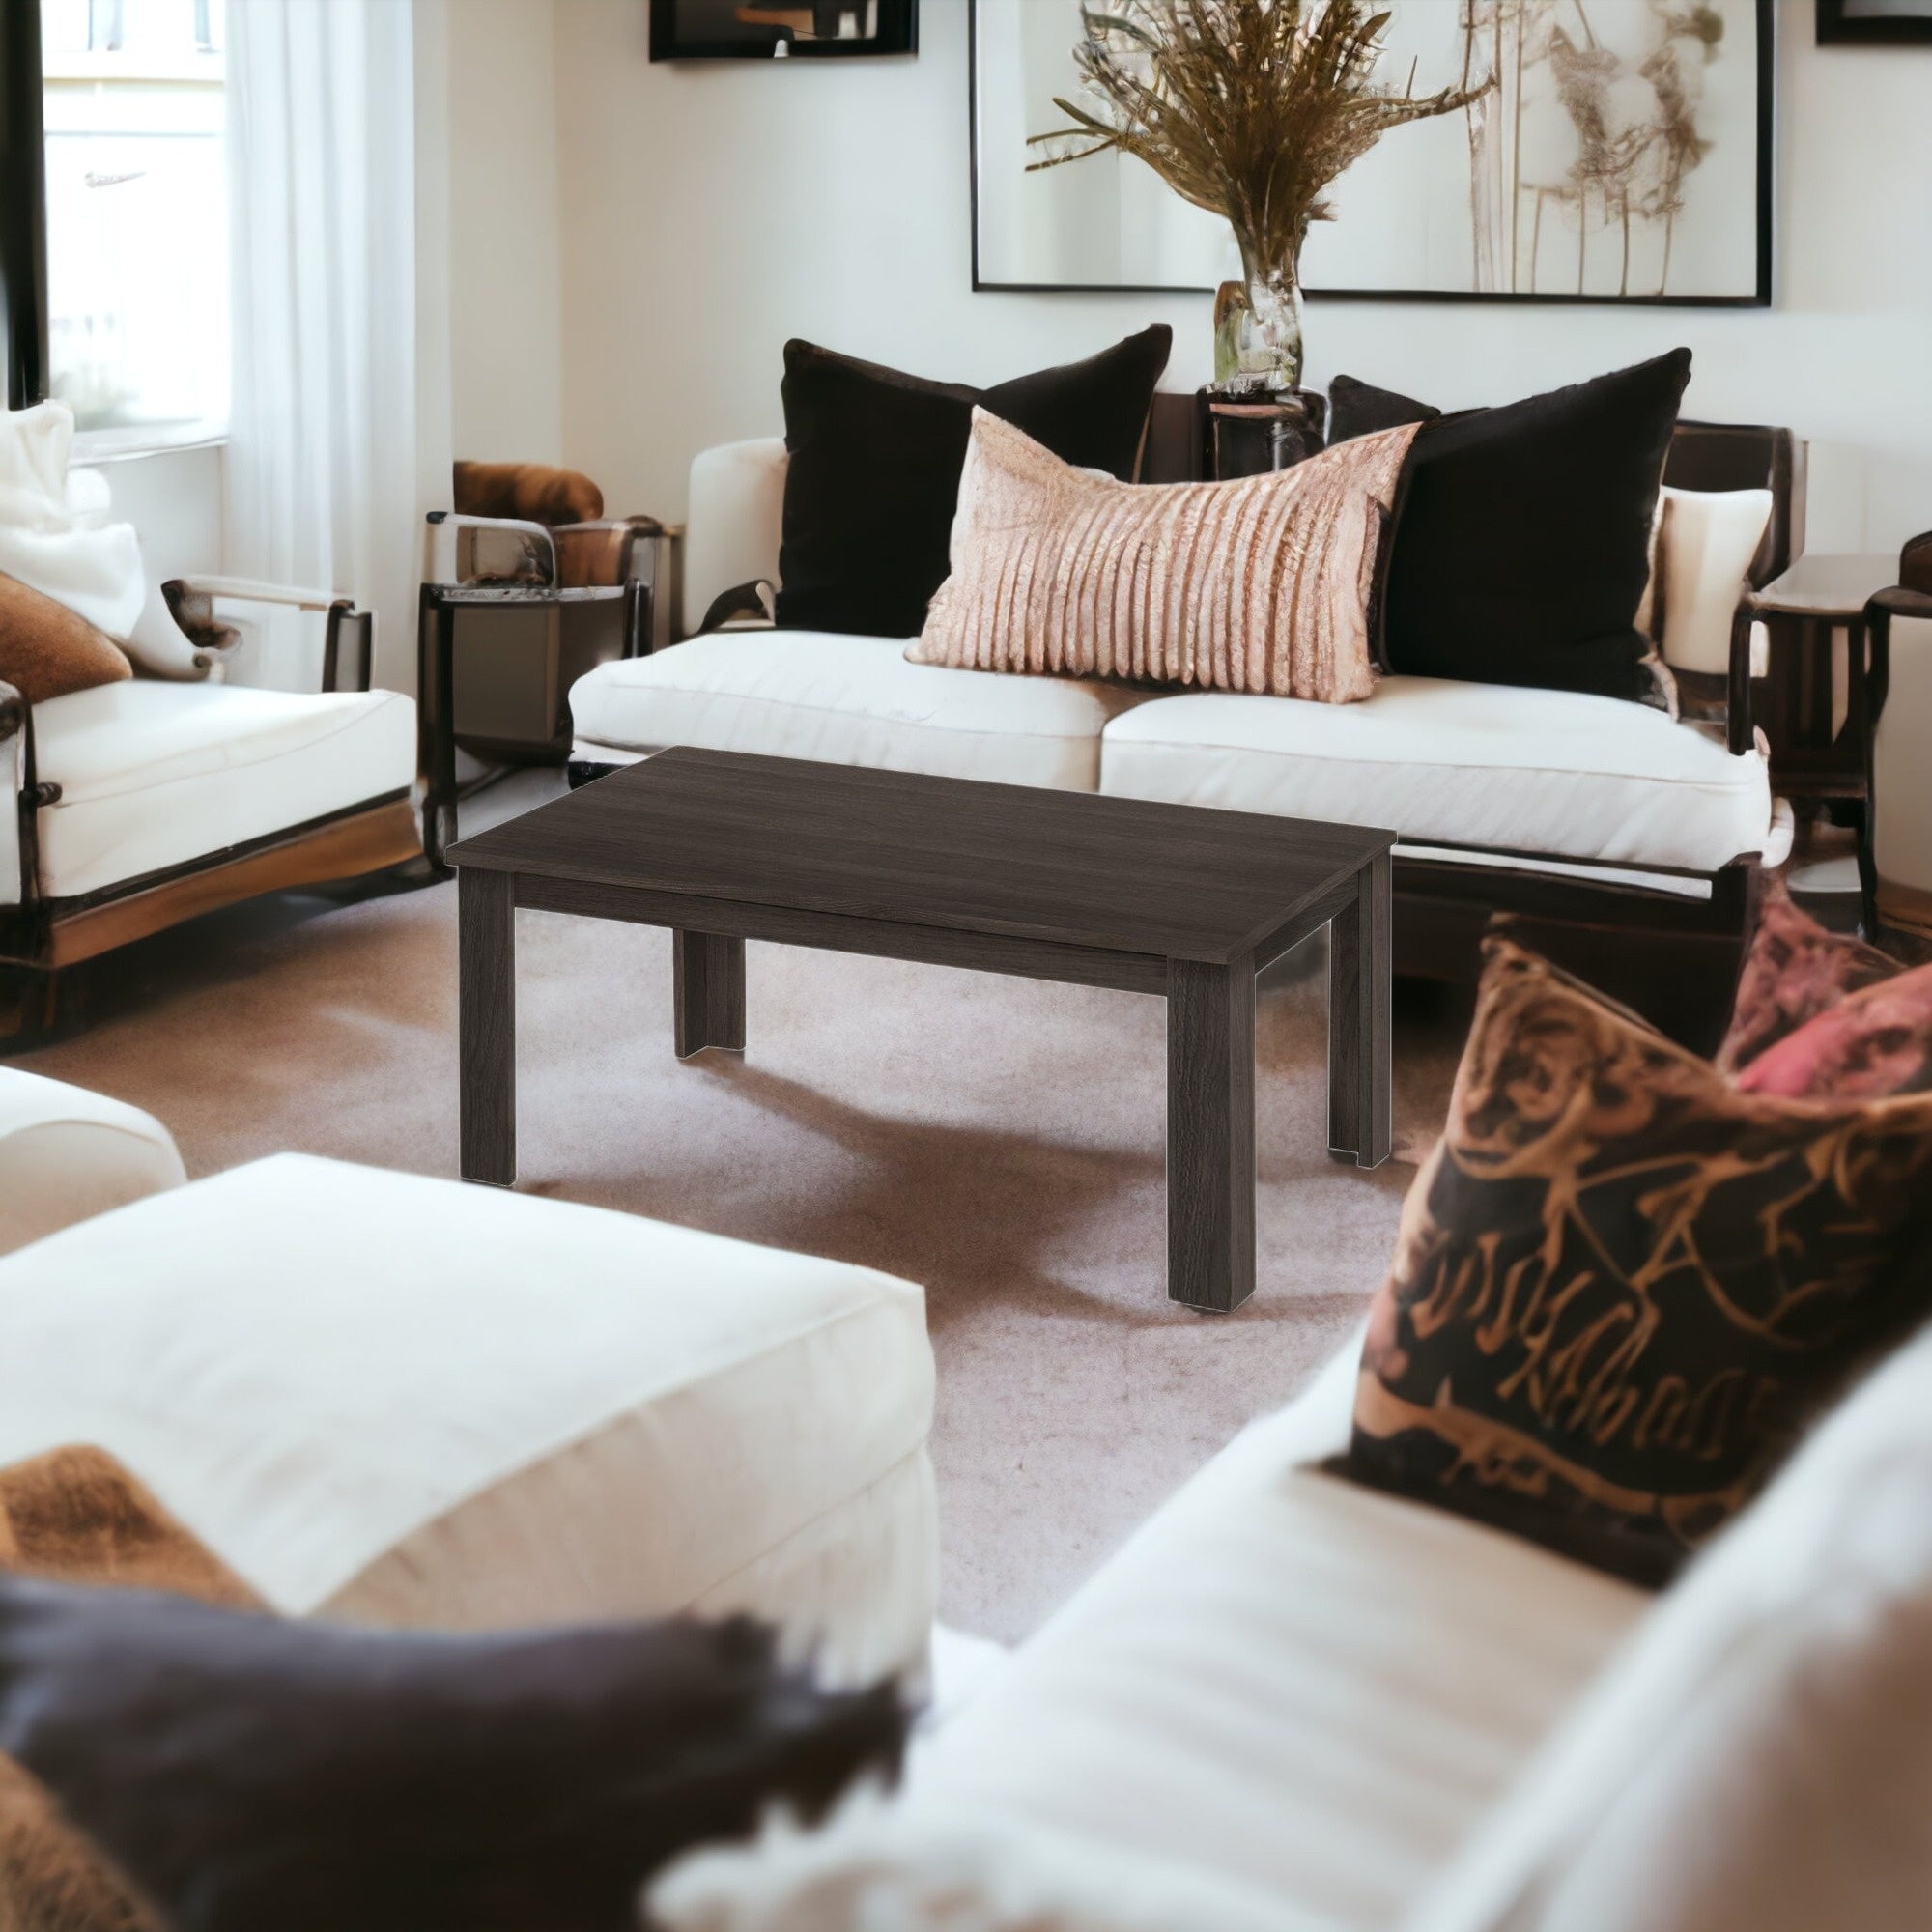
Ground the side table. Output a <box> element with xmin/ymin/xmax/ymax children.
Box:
<box><xmin>1193</xmin><ymin>387</ymin><xmax>1327</xmax><ymax>480</ymax></box>
<box><xmin>1744</xmin><ymin>554</ymin><xmax>1904</xmax><ymax>935</ymax></box>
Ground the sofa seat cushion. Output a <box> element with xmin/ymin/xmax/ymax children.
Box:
<box><xmin>0</xmin><ymin>1067</ymin><xmax>185</xmax><ymax>1255</ymax></box>
<box><xmin>0</xmin><ymin>1154</ymin><xmax>937</xmax><ymax>1681</ymax></box>
<box><xmin>31</xmin><ymin>681</ymin><xmax>415</xmax><ymax>899</ymax></box>
<box><xmin>911</xmin><ymin>1372</ymin><xmax>1647</xmax><ymax>1931</ymax></box>
<box><xmin>1099</xmin><ymin>676</ymin><xmax>1775</xmax><ymax>874</ymax></box>
<box><xmin>570</xmin><ymin>631</ymin><xmax>1151</xmax><ymax>791</ymax></box>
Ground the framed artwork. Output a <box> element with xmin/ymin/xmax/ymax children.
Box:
<box><xmin>1816</xmin><ymin>0</ymin><xmax>1932</xmax><ymax>42</ymax></box>
<box><xmin>649</xmin><ymin>0</ymin><xmax>916</xmax><ymax>61</ymax></box>
<box><xmin>970</xmin><ymin>0</ymin><xmax>1773</xmax><ymax>306</ymax></box>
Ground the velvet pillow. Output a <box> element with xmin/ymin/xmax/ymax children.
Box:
<box><xmin>908</xmin><ymin>411</ymin><xmax>1419</xmax><ymax>702</ymax></box>
<box><xmin>0</xmin><ymin>1445</ymin><xmax>263</xmax><ymax>1932</ymax></box>
<box><xmin>1715</xmin><ymin>874</ymin><xmax>1901</xmax><ymax>1077</ymax></box>
<box><xmin>0</xmin><ymin>1580</ymin><xmax>906</xmax><ymax>1932</ymax></box>
<box><xmin>1326</xmin><ymin>373</ymin><xmax>1440</xmax><ymax>445</ymax></box>
<box><xmin>0</xmin><ymin>572</ymin><xmax>132</xmax><ymax>704</ymax></box>
<box><xmin>775</xmin><ymin>327</ymin><xmax>1172</xmax><ymax>639</ymax></box>
<box><xmin>1370</xmin><ymin>351</ymin><xmax>1691</xmax><ymax>702</ymax></box>
<box><xmin>1343</xmin><ymin>939</ymin><xmax>1932</xmax><ymax>1587</ymax></box>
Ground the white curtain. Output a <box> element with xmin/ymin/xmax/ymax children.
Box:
<box><xmin>225</xmin><ymin>0</ymin><xmax>451</xmax><ymax>694</ymax></box>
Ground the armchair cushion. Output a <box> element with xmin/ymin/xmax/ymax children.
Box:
<box><xmin>0</xmin><ymin>572</ymin><xmax>129</xmax><ymax>704</ymax></box>
<box><xmin>31</xmin><ymin>682</ymin><xmax>413</xmax><ymax>899</ymax></box>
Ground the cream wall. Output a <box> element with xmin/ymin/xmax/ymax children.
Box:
<box><xmin>447</xmin><ymin>0</ymin><xmax>564</xmax><ymax>465</ymax></box>
<box><xmin>548</xmin><ymin>0</ymin><xmax>1932</xmax><ymax>557</ymax></box>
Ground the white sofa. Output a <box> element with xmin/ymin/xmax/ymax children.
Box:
<box><xmin>0</xmin><ymin>1069</ymin><xmax>937</xmax><ymax>1688</ymax></box>
<box><xmin>570</xmin><ymin>435</ymin><xmax>1792</xmax><ymax>898</ymax></box>
<box><xmin>659</xmin><ymin>1311</ymin><xmax>1932</xmax><ymax>1932</ymax></box>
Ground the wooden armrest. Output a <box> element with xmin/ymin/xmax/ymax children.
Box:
<box><xmin>164</xmin><ymin>576</ymin><xmax>352</xmax><ymax>614</ymax></box>
<box><xmin>162</xmin><ymin>582</ymin><xmax>370</xmax><ymax>690</ymax></box>
<box><xmin>1869</xmin><ymin>585</ymin><xmax>1932</xmax><ymax>622</ymax></box>
<box><xmin>1899</xmin><ymin>529</ymin><xmax>1932</xmax><ymax>595</ymax></box>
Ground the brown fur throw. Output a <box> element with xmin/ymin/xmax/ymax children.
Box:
<box><xmin>0</xmin><ymin>1448</ymin><xmax>261</xmax><ymax>1932</ymax></box>
<box><xmin>0</xmin><ymin>577</ymin><xmax>131</xmax><ymax>706</ymax></box>
<box><xmin>453</xmin><ymin>461</ymin><xmax>604</xmax><ymax>528</ymax></box>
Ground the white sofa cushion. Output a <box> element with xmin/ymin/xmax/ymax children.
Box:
<box><xmin>0</xmin><ymin>1066</ymin><xmax>185</xmax><ymax>1254</ymax></box>
<box><xmin>571</xmin><ymin>632</ymin><xmax>1151</xmax><ymax>791</ymax></box>
<box><xmin>30</xmin><ymin>680</ymin><xmax>415</xmax><ymax>899</ymax></box>
<box><xmin>1099</xmin><ymin>676</ymin><xmax>1776</xmax><ymax>874</ymax></box>
<box><xmin>684</xmin><ymin>437</ymin><xmax>787</xmax><ymax>637</ymax></box>
<box><xmin>0</xmin><ymin>1154</ymin><xmax>937</xmax><ymax>1681</ymax></box>
<box><xmin>653</xmin><ymin>1792</ymin><xmax>1322</xmax><ymax>1932</ymax></box>
<box><xmin>1406</xmin><ymin>1316</ymin><xmax>1932</xmax><ymax>1932</ymax></box>
<box><xmin>907</xmin><ymin>1336</ymin><xmax>1647</xmax><ymax>1932</ymax></box>
<box><xmin>1652</xmin><ymin>486</ymin><xmax>1775</xmax><ymax>676</ymax></box>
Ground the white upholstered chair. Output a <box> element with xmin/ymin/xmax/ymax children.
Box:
<box><xmin>0</xmin><ymin>572</ymin><xmax>418</xmax><ymax>1037</ymax></box>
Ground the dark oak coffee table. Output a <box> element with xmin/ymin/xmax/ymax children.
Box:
<box><xmin>450</xmin><ymin>747</ymin><xmax>1393</xmax><ymax>1314</ymax></box>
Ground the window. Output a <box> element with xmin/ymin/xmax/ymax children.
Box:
<box><xmin>39</xmin><ymin>0</ymin><xmax>226</xmax><ymax>443</ymax></box>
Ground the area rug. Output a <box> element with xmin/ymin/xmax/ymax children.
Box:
<box><xmin>20</xmin><ymin>874</ymin><xmax>1467</xmax><ymax>1641</ymax></box>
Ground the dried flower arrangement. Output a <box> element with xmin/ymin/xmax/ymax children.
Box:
<box><xmin>1030</xmin><ymin>1</ymin><xmax>1493</xmax><ymax>393</ymax></box>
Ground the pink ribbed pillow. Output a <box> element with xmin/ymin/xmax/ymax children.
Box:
<box><xmin>907</xmin><ymin>409</ymin><xmax>1419</xmax><ymax>703</ymax></box>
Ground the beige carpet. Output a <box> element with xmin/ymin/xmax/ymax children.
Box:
<box><xmin>21</xmin><ymin>859</ymin><xmax>1470</xmax><ymax>1642</ymax></box>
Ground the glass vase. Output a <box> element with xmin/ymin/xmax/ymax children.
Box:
<box><xmin>1211</xmin><ymin>253</ymin><xmax>1306</xmax><ymax>397</ymax></box>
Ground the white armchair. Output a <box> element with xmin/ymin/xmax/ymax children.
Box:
<box><xmin>0</xmin><ymin>572</ymin><xmax>418</xmax><ymax>1040</ymax></box>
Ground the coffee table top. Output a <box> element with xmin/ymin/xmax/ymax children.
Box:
<box><xmin>450</xmin><ymin>747</ymin><xmax>1393</xmax><ymax>966</ymax></box>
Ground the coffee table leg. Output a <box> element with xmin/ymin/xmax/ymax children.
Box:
<box><xmin>1328</xmin><ymin>850</ymin><xmax>1392</xmax><ymax>1170</ymax></box>
<box><xmin>459</xmin><ymin>867</ymin><xmax>516</xmax><ymax>1185</ymax></box>
<box><xmin>673</xmin><ymin>930</ymin><xmax>746</xmax><ymax>1059</ymax></box>
<box><xmin>1167</xmin><ymin>958</ymin><xmax>1256</xmax><ymax>1314</ymax></box>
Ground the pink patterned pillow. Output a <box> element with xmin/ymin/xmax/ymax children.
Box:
<box><xmin>1715</xmin><ymin>876</ymin><xmax>1900</xmax><ymax>1078</ymax></box>
<box><xmin>1734</xmin><ymin>962</ymin><xmax>1932</xmax><ymax>1101</ymax></box>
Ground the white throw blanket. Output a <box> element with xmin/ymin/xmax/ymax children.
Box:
<box><xmin>0</xmin><ymin>401</ymin><xmax>148</xmax><ymax>638</ymax></box>
<box><xmin>0</xmin><ymin>400</ymin><xmax>204</xmax><ymax>677</ymax></box>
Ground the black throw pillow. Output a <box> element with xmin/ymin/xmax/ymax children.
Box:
<box><xmin>0</xmin><ymin>1579</ymin><xmax>906</xmax><ymax>1932</ymax></box>
<box><xmin>1327</xmin><ymin>373</ymin><xmax>1440</xmax><ymax>445</ymax></box>
<box><xmin>1375</xmin><ymin>350</ymin><xmax>1691</xmax><ymax>701</ymax></box>
<box><xmin>775</xmin><ymin>327</ymin><xmax>1173</xmax><ymax>638</ymax></box>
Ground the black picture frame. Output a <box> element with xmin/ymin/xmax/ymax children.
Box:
<box><xmin>1816</xmin><ymin>0</ymin><xmax>1932</xmax><ymax>42</ymax></box>
<box><xmin>649</xmin><ymin>0</ymin><xmax>917</xmax><ymax>61</ymax></box>
<box><xmin>969</xmin><ymin>0</ymin><xmax>1774</xmax><ymax>308</ymax></box>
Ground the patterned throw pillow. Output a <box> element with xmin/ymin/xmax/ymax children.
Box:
<box><xmin>1734</xmin><ymin>961</ymin><xmax>1932</xmax><ymax>1100</ymax></box>
<box><xmin>1715</xmin><ymin>874</ymin><xmax>1899</xmax><ymax>1077</ymax></box>
<box><xmin>1345</xmin><ymin>940</ymin><xmax>1932</xmax><ymax>1586</ymax></box>
<box><xmin>908</xmin><ymin>410</ymin><xmax>1420</xmax><ymax>703</ymax></box>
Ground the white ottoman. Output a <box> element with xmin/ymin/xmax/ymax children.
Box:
<box><xmin>0</xmin><ymin>1153</ymin><xmax>937</xmax><ymax>1682</ymax></box>
<box><xmin>0</xmin><ymin>1067</ymin><xmax>185</xmax><ymax>1255</ymax></box>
